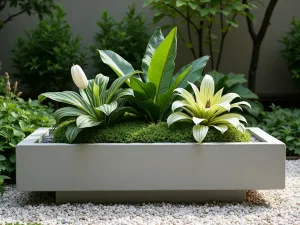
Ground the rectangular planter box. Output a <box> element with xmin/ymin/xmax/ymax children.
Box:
<box><xmin>16</xmin><ymin>127</ymin><xmax>286</xmax><ymax>203</ymax></box>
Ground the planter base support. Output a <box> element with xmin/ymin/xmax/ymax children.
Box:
<box><xmin>56</xmin><ymin>190</ymin><xmax>246</xmax><ymax>204</ymax></box>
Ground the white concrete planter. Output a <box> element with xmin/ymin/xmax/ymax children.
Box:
<box><xmin>16</xmin><ymin>127</ymin><xmax>285</xmax><ymax>203</ymax></box>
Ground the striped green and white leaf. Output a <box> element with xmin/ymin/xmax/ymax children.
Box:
<box><xmin>95</xmin><ymin>73</ymin><xmax>109</xmax><ymax>104</ymax></box>
<box><xmin>95</xmin><ymin>101</ymin><xmax>118</xmax><ymax>116</ymax></box>
<box><xmin>167</xmin><ymin>112</ymin><xmax>192</xmax><ymax>126</ymax></box>
<box><xmin>65</xmin><ymin>123</ymin><xmax>82</xmax><ymax>144</ymax></box>
<box><xmin>76</xmin><ymin>115</ymin><xmax>101</xmax><ymax>128</ymax></box>
<box><xmin>193</xmin><ymin>125</ymin><xmax>209</xmax><ymax>143</ymax></box>
<box><xmin>111</xmin><ymin>88</ymin><xmax>134</xmax><ymax>102</ymax></box>
<box><xmin>192</xmin><ymin>117</ymin><xmax>207</xmax><ymax>125</ymax></box>
<box><xmin>38</xmin><ymin>91</ymin><xmax>95</xmax><ymax>117</ymax></box>
<box><xmin>105</xmin><ymin>73</ymin><xmax>137</xmax><ymax>103</ymax></box>
<box><xmin>212</xmin><ymin>124</ymin><xmax>228</xmax><ymax>134</ymax></box>
<box><xmin>54</xmin><ymin>107</ymin><xmax>87</xmax><ymax>123</ymax></box>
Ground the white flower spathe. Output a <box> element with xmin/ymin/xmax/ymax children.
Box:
<box><xmin>71</xmin><ymin>65</ymin><xmax>88</xmax><ymax>89</ymax></box>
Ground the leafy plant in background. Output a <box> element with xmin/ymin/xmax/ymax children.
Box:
<box><xmin>39</xmin><ymin>65</ymin><xmax>138</xmax><ymax>143</ymax></box>
<box><xmin>280</xmin><ymin>17</ymin><xmax>300</xmax><ymax>87</ymax></box>
<box><xmin>208</xmin><ymin>71</ymin><xmax>263</xmax><ymax>124</ymax></box>
<box><xmin>91</xmin><ymin>3</ymin><xmax>150</xmax><ymax>81</ymax></box>
<box><xmin>0</xmin><ymin>72</ymin><xmax>55</xmax><ymax>192</ymax></box>
<box><xmin>0</xmin><ymin>0</ymin><xmax>56</xmax><ymax>31</ymax></box>
<box><xmin>145</xmin><ymin>0</ymin><xmax>280</xmax><ymax>92</ymax></box>
<box><xmin>11</xmin><ymin>6</ymin><xmax>86</xmax><ymax>98</ymax></box>
<box><xmin>99</xmin><ymin>27</ymin><xmax>209</xmax><ymax>122</ymax></box>
<box><xmin>167</xmin><ymin>74</ymin><xmax>250</xmax><ymax>143</ymax></box>
<box><xmin>256</xmin><ymin>105</ymin><xmax>300</xmax><ymax>156</ymax></box>
<box><xmin>144</xmin><ymin>0</ymin><xmax>254</xmax><ymax>70</ymax></box>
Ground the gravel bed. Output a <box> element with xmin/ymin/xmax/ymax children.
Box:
<box><xmin>0</xmin><ymin>160</ymin><xmax>299</xmax><ymax>225</ymax></box>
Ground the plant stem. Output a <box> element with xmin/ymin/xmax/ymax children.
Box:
<box><xmin>165</xmin><ymin>3</ymin><xmax>199</xmax><ymax>31</ymax></box>
<box><xmin>216</xmin><ymin>11</ymin><xmax>238</xmax><ymax>71</ymax></box>
<box><xmin>198</xmin><ymin>21</ymin><xmax>204</xmax><ymax>57</ymax></box>
<box><xmin>208</xmin><ymin>19</ymin><xmax>214</xmax><ymax>70</ymax></box>
<box><xmin>0</xmin><ymin>9</ymin><xmax>26</xmax><ymax>30</ymax></box>
<box><xmin>187</xmin><ymin>8</ymin><xmax>197</xmax><ymax>59</ymax></box>
<box><xmin>0</xmin><ymin>0</ymin><xmax>7</xmax><ymax>12</ymax></box>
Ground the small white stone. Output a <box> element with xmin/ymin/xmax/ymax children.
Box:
<box><xmin>0</xmin><ymin>160</ymin><xmax>300</xmax><ymax>224</ymax></box>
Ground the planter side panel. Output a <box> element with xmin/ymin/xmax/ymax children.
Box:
<box><xmin>16</xmin><ymin>142</ymin><xmax>285</xmax><ymax>191</ymax></box>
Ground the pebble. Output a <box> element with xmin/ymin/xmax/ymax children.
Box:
<box><xmin>0</xmin><ymin>160</ymin><xmax>299</xmax><ymax>225</ymax></box>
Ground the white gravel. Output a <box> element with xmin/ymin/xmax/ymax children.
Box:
<box><xmin>0</xmin><ymin>160</ymin><xmax>299</xmax><ymax>225</ymax></box>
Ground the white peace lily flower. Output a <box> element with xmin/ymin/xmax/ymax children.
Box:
<box><xmin>71</xmin><ymin>64</ymin><xmax>88</xmax><ymax>89</ymax></box>
<box><xmin>167</xmin><ymin>74</ymin><xmax>251</xmax><ymax>143</ymax></box>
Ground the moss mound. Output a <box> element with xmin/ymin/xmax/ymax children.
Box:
<box><xmin>53</xmin><ymin>121</ymin><xmax>251</xmax><ymax>143</ymax></box>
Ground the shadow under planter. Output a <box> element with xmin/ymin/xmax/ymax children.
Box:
<box><xmin>16</xmin><ymin>128</ymin><xmax>286</xmax><ymax>204</ymax></box>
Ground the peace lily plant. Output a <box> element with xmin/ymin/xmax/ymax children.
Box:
<box><xmin>39</xmin><ymin>65</ymin><xmax>138</xmax><ymax>143</ymax></box>
<box><xmin>167</xmin><ymin>74</ymin><xmax>251</xmax><ymax>143</ymax></box>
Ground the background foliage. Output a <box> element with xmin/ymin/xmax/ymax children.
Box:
<box><xmin>11</xmin><ymin>6</ymin><xmax>86</xmax><ymax>97</ymax></box>
<box><xmin>280</xmin><ymin>17</ymin><xmax>300</xmax><ymax>87</ymax></box>
<box><xmin>256</xmin><ymin>105</ymin><xmax>300</xmax><ymax>156</ymax></box>
<box><xmin>0</xmin><ymin>0</ymin><xmax>56</xmax><ymax>30</ymax></box>
<box><xmin>144</xmin><ymin>0</ymin><xmax>255</xmax><ymax>70</ymax></box>
<box><xmin>91</xmin><ymin>4</ymin><xmax>150</xmax><ymax>80</ymax></box>
<box><xmin>0</xmin><ymin>73</ymin><xmax>55</xmax><ymax>193</ymax></box>
<box><xmin>0</xmin><ymin>97</ymin><xmax>55</xmax><ymax>184</ymax></box>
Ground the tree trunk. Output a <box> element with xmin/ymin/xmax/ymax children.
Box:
<box><xmin>198</xmin><ymin>21</ymin><xmax>204</xmax><ymax>57</ymax></box>
<box><xmin>243</xmin><ymin>0</ymin><xmax>279</xmax><ymax>92</ymax></box>
<box><xmin>248</xmin><ymin>42</ymin><xmax>261</xmax><ymax>92</ymax></box>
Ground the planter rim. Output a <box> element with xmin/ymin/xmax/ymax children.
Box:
<box><xmin>17</xmin><ymin>127</ymin><xmax>285</xmax><ymax>147</ymax></box>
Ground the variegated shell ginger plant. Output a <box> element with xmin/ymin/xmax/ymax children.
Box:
<box><xmin>38</xmin><ymin>65</ymin><xmax>139</xmax><ymax>143</ymax></box>
<box><xmin>167</xmin><ymin>74</ymin><xmax>251</xmax><ymax>143</ymax></box>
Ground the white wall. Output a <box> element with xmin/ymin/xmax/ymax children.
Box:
<box><xmin>0</xmin><ymin>0</ymin><xmax>299</xmax><ymax>95</ymax></box>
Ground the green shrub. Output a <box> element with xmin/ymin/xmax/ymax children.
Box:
<box><xmin>0</xmin><ymin>97</ymin><xmax>55</xmax><ymax>176</ymax></box>
<box><xmin>255</xmin><ymin>105</ymin><xmax>300</xmax><ymax>156</ymax></box>
<box><xmin>280</xmin><ymin>17</ymin><xmax>300</xmax><ymax>87</ymax></box>
<box><xmin>11</xmin><ymin>6</ymin><xmax>86</xmax><ymax>97</ymax></box>
<box><xmin>0</xmin><ymin>73</ymin><xmax>55</xmax><ymax>189</ymax></box>
<box><xmin>91</xmin><ymin>3</ymin><xmax>149</xmax><ymax>80</ymax></box>
<box><xmin>53</xmin><ymin>120</ymin><xmax>251</xmax><ymax>144</ymax></box>
<box><xmin>208</xmin><ymin>71</ymin><xmax>263</xmax><ymax>124</ymax></box>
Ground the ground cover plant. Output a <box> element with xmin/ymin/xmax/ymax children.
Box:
<box><xmin>0</xmin><ymin>72</ymin><xmax>55</xmax><ymax>193</ymax></box>
<box><xmin>256</xmin><ymin>105</ymin><xmax>300</xmax><ymax>156</ymax></box>
<box><xmin>40</xmin><ymin>26</ymin><xmax>251</xmax><ymax>145</ymax></box>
